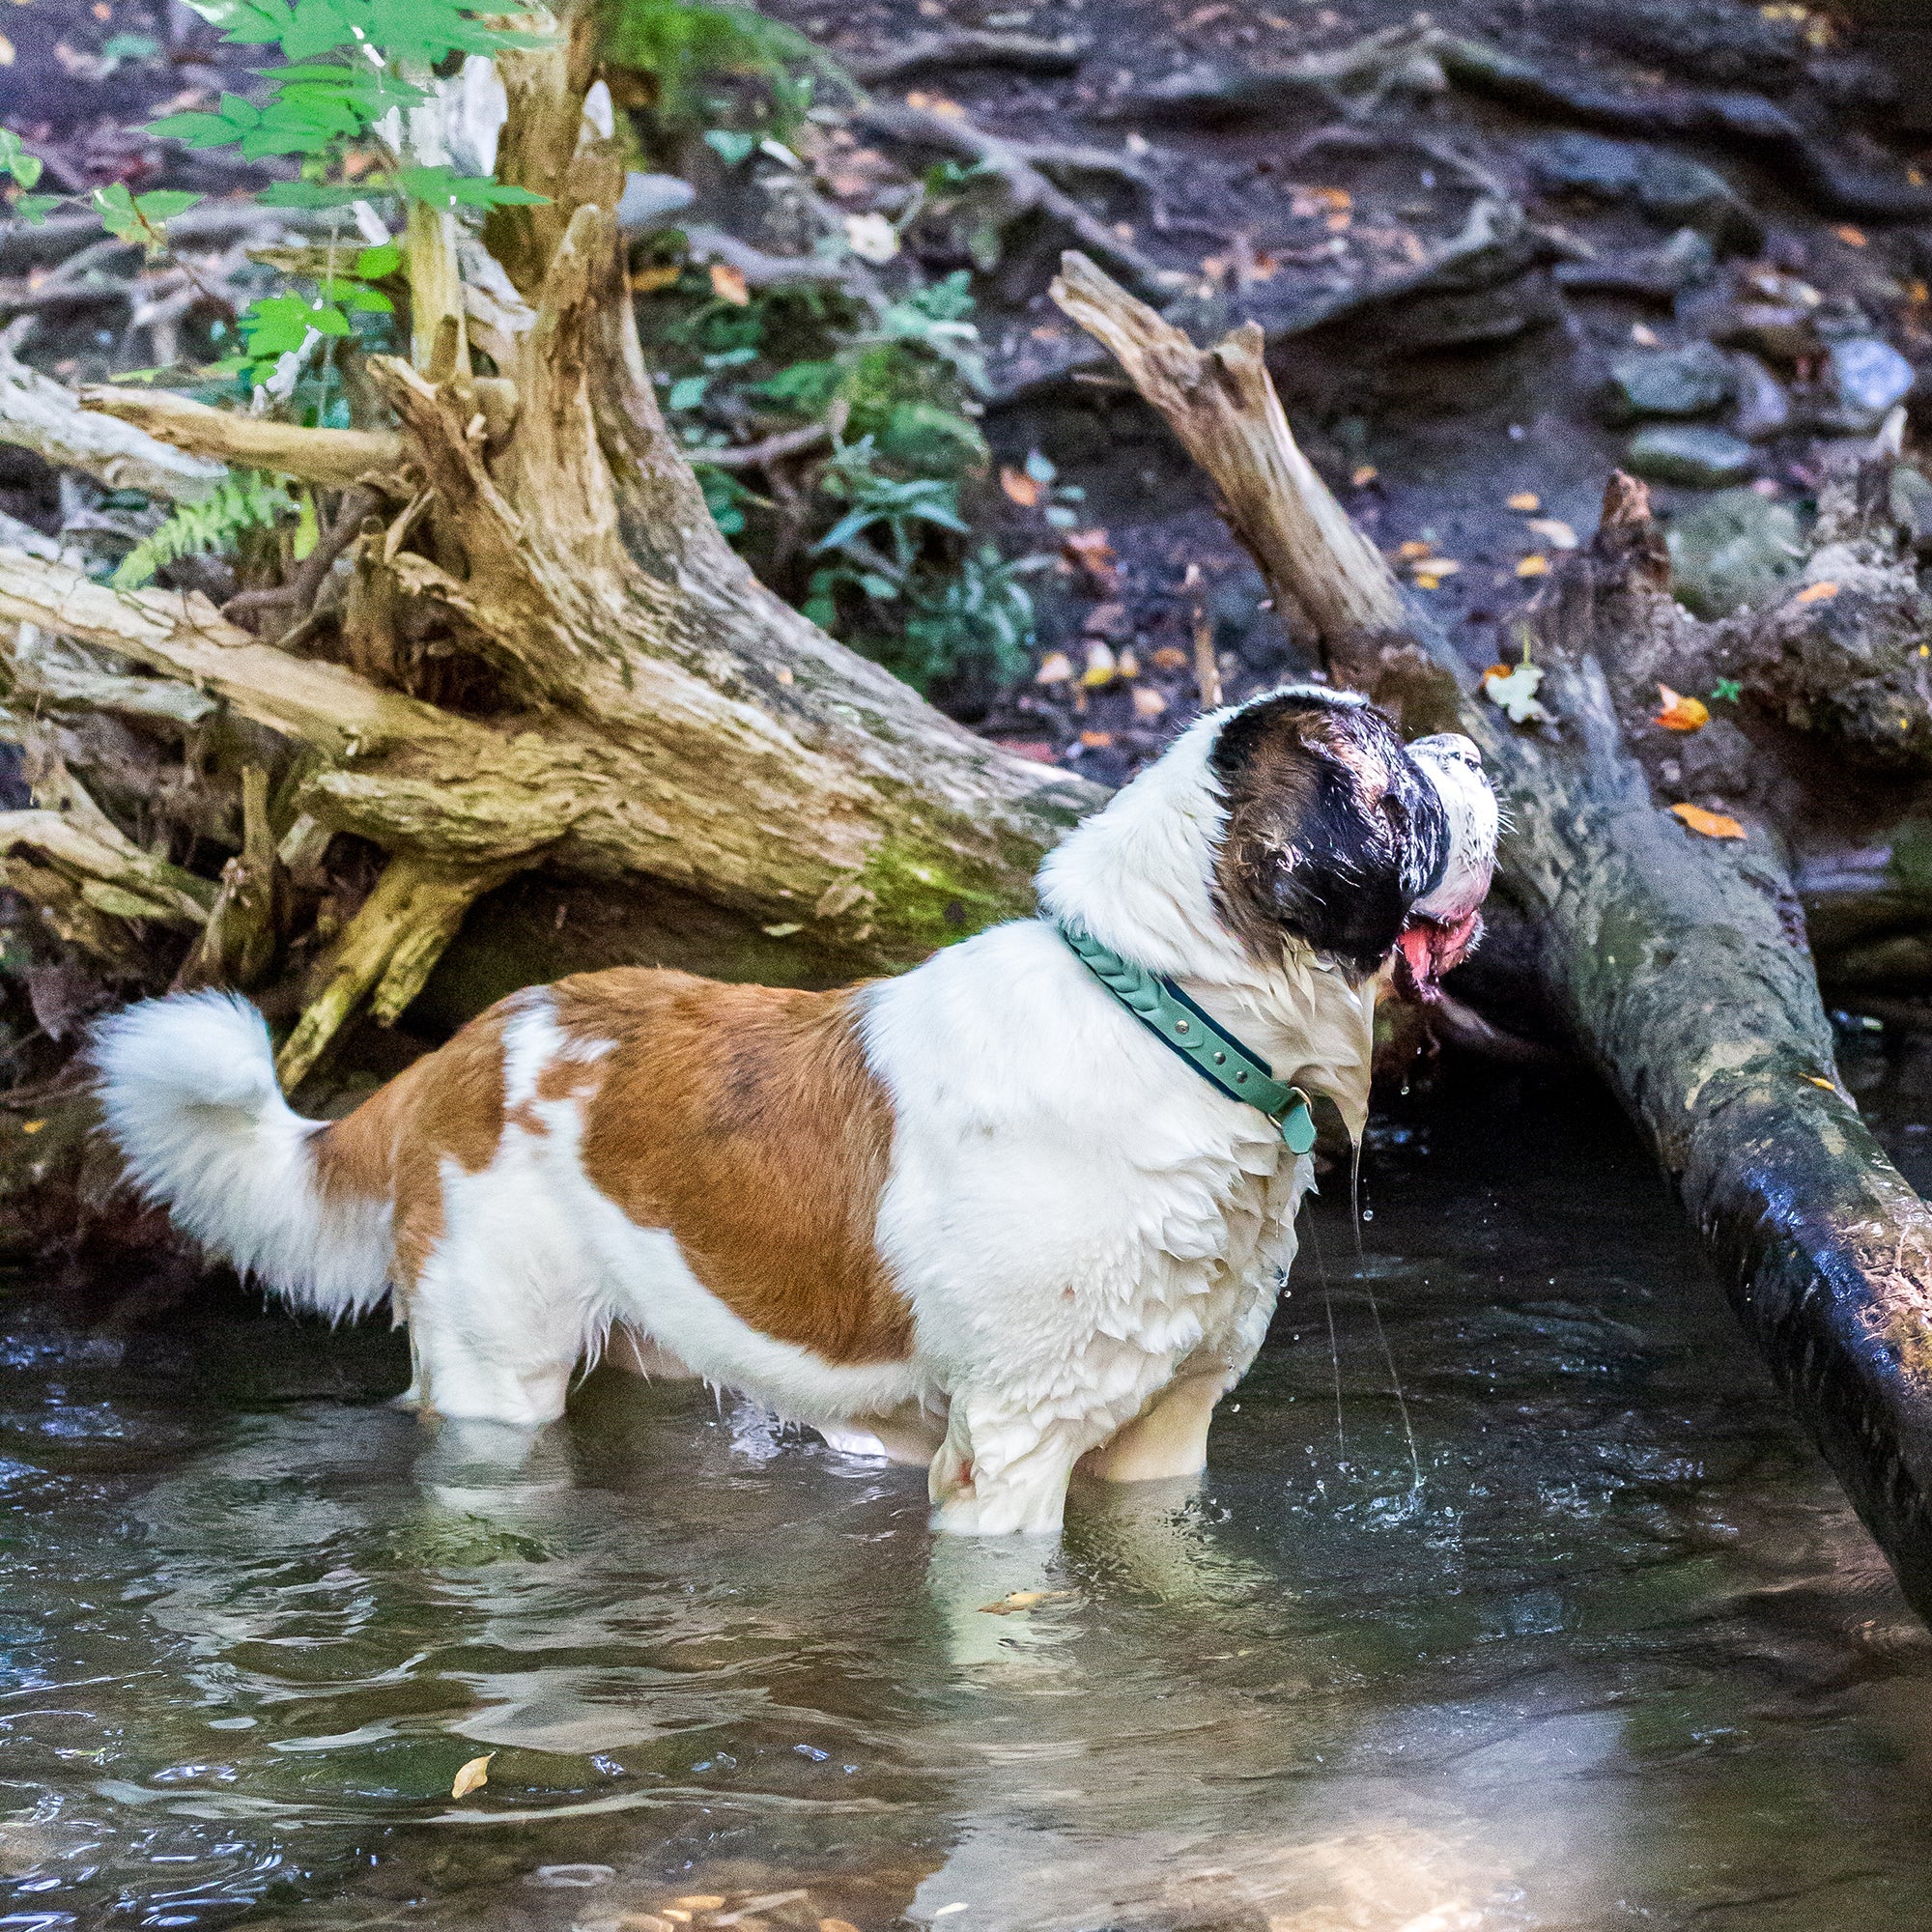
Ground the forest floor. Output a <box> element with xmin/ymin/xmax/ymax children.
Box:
<box><xmin>7</xmin><ymin>0</ymin><xmax>1932</xmax><ymax>795</ymax></box>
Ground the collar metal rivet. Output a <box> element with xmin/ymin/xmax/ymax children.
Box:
<box><xmin>1175</xmin><ymin>1019</ymin><xmax>1189</xmax><ymax>1033</ymax></box>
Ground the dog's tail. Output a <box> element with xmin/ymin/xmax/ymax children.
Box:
<box><xmin>92</xmin><ymin>991</ymin><xmax>395</xmax><ymax>1318</ymax></box>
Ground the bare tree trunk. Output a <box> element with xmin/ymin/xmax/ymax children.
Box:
<box><xmin>1049</xmin><ymin>250</ymin><xmax>1932</xmax><ymax>1619</ymax></box>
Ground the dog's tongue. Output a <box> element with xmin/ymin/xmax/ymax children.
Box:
<box><xmin>1395</xmin><ymin>910</ymin><xmax>1482</xmax><ymax>1000</ymax></box>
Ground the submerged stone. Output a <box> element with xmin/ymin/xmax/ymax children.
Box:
<box><xmin>1627</xmin><ymin>424</ymin><xmax>1757</xmax><ymax>488</ymax></box>
<box><xmin>1606</xmin><ymin>341</ymin><xmax>1735</xmax><ymax>420</ymax></box>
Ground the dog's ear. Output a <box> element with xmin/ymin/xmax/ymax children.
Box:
<box><xmin>1207</xmin><ymin>691</ymin><xmax>1449</xmax><ymax>975</ymax></box>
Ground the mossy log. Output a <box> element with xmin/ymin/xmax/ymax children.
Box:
<box><xmin>1051</xmin><ymin>251</ymin><xmax>1932</xmax><ymax>1617</ymax></box>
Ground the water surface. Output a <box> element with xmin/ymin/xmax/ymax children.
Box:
<box><xmin>5</xmin><ymin>1078</ymin><xmax>1932</xmax><ymax>1931</ymax></box>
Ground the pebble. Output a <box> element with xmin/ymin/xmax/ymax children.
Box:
<box><xmin>1626</xmin><ymin>424</ymin><xmax>1757</xmax><ymax>488</ymax></box>
<box><xmin>1728</xmin><ymin>353</ymin><xmax>1792</xmax><ymax>441</ymax></box>
<box><xmin>1605</xmin><ymin>341</ymin><xmax>1735</xmax><ymax>420</ymax></box>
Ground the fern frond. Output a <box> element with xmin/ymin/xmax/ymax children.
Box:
<box><xmin>112</xmin><ymin>471</ymin><xmax>297</xmax><ymax>591</ymax></box>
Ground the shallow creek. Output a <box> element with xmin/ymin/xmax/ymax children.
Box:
<box><xmin>7</xmin><ymin>1068</ymin><xmax>1932</xmax><ymax>1932</ymax></box>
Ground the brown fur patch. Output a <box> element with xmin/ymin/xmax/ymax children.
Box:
<box><xmin>549</xmin><ymin>969</ymin><xmax>912</xmax><ymax>1365</ymax></box>
<box><xmin>311</xmin><ymin>1001</ymin><xmax>515</xmax><ymax>1288</ymax></box>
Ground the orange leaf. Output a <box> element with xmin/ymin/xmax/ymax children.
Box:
<box><xmin>1655</xmin><ymin>684</ymin><xmax>1710</xmax><ymax>731</ymax></box>
<box><xmin>1669</xmin><ymin>802</ymin><xmax>1746</xmax><ymax>839</ymax></box>
<box><xmin>451</xmin><ymin>1753</ymin><xmax>494</xmax><ymax>1799</ymax></box>
<box><xmin>1034</xmin><ymin>649</ymin><xmax>1072</xmax><ymax>685</ymax></box>
<box><xmin>1063</xmin><ymin>527</ymin><xmax>1120</xmax><ymax>593</ymax></box>
<box><xmin>1350</xmin><ymin>464</ymin><xmax>1378</xmax><ymax>487</ymax></box>
<box><xmin>1835</xmin><ymin>225</ymin><xmax>1867</xmax><ymax>247</ymax></box>
<box><xmin>1132</xmin><ymin>683</ymin><xmax>1169</xmax><ymax>719</ymax></box>
<box><xmin>1151</xmin><ymin>644</ymin><xmax>1189</xmax><ymax>671</ymax></box>
<box><xmin>1794</xmin><ymin>580</ymin><xmax>1839</xmax><ymax>605</ymax></box>
<box><xmin>999</xmin><ymin>466</ymin><xmax>1040</xmax><ymax>507</ymax></box>
<box><xmin>1397</xmin><ymin>539</ymin><xmax>1433</xmax><ymax>559</ymax></box>
<box><xmin>1506</xmin><ymin>491</ymin><xmax>1540</xmax><ymax>511</ymax></box>
<box><xmin>1805</xmin><ymin>1075</ymin><xmax>1837</xmax><ymax>1092</ymax></box>
<box><xmin>1079</xmin><ymin>729</ymin><xmax>1114</xmax><ymax>749</ymax></box>
<box><xmin>707</xmin><ymin>262</ymin><xmax>750</xmax><ymax>306</ymax></box>
<box><xmin>1516</xmin><ymin>554</ymin><xmax>1549</xmax><ymax>578</ymax></box>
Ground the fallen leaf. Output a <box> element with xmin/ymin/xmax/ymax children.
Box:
<box><xmin>1516</xmin><ymin>554</ymin><xmax>1549</xmax><ymax>578</ymax></box>
<box><xmin>614</xmin><ymin>1916</ymin><xmax>673</xmax><ymax>1931</ymax></box>
<box><xmin>1397</xmin><ymin>539</ymin><xmax>1433</xmax><ymax>559</ymax></box>
<box><xmin>1115</xmin><ymin>646</ymin><xmax>1140</xmax><ymax>678</ymax></box>
<box><xmin>1484</xmin><ymin>660</ymin><xmax>1551</xmax><ymax>724</ymax></box>
<box><xmin>1151</xmin><ymin>644</ymin><xmax>1189</xmax><ymax>670</ymax></box>
<box><xmin>1000</xmin><ymin>466</ymin><xmax>1041</xmax><ymax>507</ymax></box>
<box><xmin>1631</xmin><ymin>322</ymin><xmax>1659</xmax><ymax>346</ymax></box>
<box><xmin>1835</xmin><ymin>224</ymin><xmax>1868</xmax><ymax>247</ymax></box>
<box><xmin>19</xmin><ymin>1121</ymin><xmax>43</xmax><ymax>1135</ymax></box>
<box><xmin>1132</xmin><ymin>683</ymin><xmax>1169</xmax><ymax>719</ymax></box>
<box><xmin>707</xmin><ymin>261</ymin><xmax>750</xmax><ymax>305</ymax></box>
<box><xmin>905</xmin><ymin>90</ymin><xmax>964</xmax><ymax>118</ymax></box>
<box><xmin>842</xmin><ymin>210</ymin><xmax>899</xmax><ymax>262</ymax></box>
<box><xmin>1034</xmin><ymin>649</ymin><xmax>1072</xmax><ymax>684</ymax></box>
<box><xmin>1805</xmin><ymin>1075</ymin><xmax>1837</xmax><ymax>1091</ymax></box>
<box><xmin>674</xmin><ymin>1900</ymin><xmax>725</xmax><ymax>1913</ymax></box>
<box><xmin>1351</xmin><ymin>464</ymin><xmax>1378</xmax><ymax>487</ymax></box>
<box><xmin>1181</xmin><ymin>2</ymin><xmax>1230</xmax><ymax>24</ymax></box>
<box><xmin>630</xmin><ymin>263</ymin><xmax>681</xmax><ymax>293</ymax></box>
<box><xmin>0</xmin><ymin>31</ymin><xmax>13</xmax><ymax>59</ymax></box>
<box><xmin>1082</xmin><ymin>640</ymin><xmax>1118</xmax><ymax>687</ymax></box>
<box><xmin>1413</xmin><ymin>573</ymin><xmax>1441</xmax><ymax>590</ymax></box>
<box><xmin>1525</xmin><ymin>517</ymin><xmax>1577</xmax><ymax>550</ymax></box>
<box><xmin>451</xmin><ymin>1753</ymin><xmax>494</xmax><ymax>1798</ymax></box>
<box><xmin>1063</xmin><ymin>527</ymin><xmax>1120</xmax><ymax>593</ymax></box>
<box><xmin>1079</xmin><ymin>729</ymin><xmax>1114</xmax><ymax>749</ymax></box>
<box><xmin>992</xmin><ymin>738</ymin><xmax>1059</xmax><ymax>762</ymax></box>
<box><xmin>1655</xmin><ymin>683</ymin><xmax>1709</xmax><ymax>731</ymax></box>
<box><xmin>1669</xmin><ymin>801</ymin><xmax>1746</xmax><ymax>839</ymax></box>
<box><xmin>1506</xmin><ymin>491</ymin><xmax>1540</xmax><ymax>511</ymax></box>
<box><xmin>979</xmin><ymin>1588</ymin><xmax>1076</xmax><ymax>1614</ymax></box>
<box><xmin>1794</xmin><ymin>580</ymin><xmax>1839</xmax><ymax>605</ymax></box>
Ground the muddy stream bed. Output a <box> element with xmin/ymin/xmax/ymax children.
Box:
<box><xmin>6</xmin><ymin>1054</ymin><xmax>1932</xmax><ymax>1932</ymax></box>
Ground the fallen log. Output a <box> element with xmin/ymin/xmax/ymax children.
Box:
<box><xmin>1050</xmin><ymin>250</ymin><xmax>1932</xmax><ymax>1618</ymax></box>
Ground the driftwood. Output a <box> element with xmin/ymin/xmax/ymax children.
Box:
<box><xmin>1049</xmin><ymin>250</ymin><xmax>1932</xmax><ymax>1617</ymax></box>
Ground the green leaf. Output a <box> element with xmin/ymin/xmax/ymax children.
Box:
<box><xmin>309</xmin><ymin>302</ymin><xmax>352</xmax><ymax>335</ymax></box>
<box><xmin>239</xmin><ymin>293</ymin><xmax>316</xmax><ymax>357</ymax></box>
<box><xmin>7</xmin><ymin>196</ymin><xmax>60</xmax><ymax>228</ymax></box>
<box><xmin>100</xmin><ymin>31</ymin><xmax>161</xmax><ymax>64</ymax></box>
<box><xmin>702</xmin><ymin>129</ymin><xmax>757</xmax><ymax>167</ymax></box>
<box><xmin>396</xmin><ymin>164</ymin><xmax>550</xmax><ymax>210</ymax></box>
<box><xmin>667</xmin><ymin>375</ymin><xmax>709</xmax><ymax>412</ymax></box>
<box><xmin>134</xmin><ymin>190</ymin><xmax>205</xmax><ymax>225</ymax></box>
<box><xmin>353</xmin><ymin>241</ymin><xmax>402</xmax><ymax>278</ymax></box>
<box><xmin>0</xmin><ymin>130</ymin><xmax>43</xmax><ymax>190</ymax></box>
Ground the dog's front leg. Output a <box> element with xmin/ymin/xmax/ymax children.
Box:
<box><xmin>1079</xmin><ymin>1369</ymin><xmax>1233</xmax><ymax>1484</ymax></box>
<box><xmin>928</xmin><ymin>1391</ymin><xmax>1121</xmax><ymax>1536</ymax></box>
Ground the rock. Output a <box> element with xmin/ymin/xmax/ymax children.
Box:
<box><xmin>1554</xmin><ymin>228</ymin><xmax>1714</xmax><ymax>302</ymax></box>
<box><xmin>1671</xmin><ymin>716</ymin><xmax>1759</xmax><ymax>799</ymax></box>
<box><xmin>1605</xmin><ymin>341</ymin><xmax>1736</xmax><ymax>420</ymax></box>
<box><xmin>1821</xmin><ymin>336</ymin><xmax>1918</xmax><ymax>430</ymax></box>
<box><xmin>1666</xmin><ymin>488</ymin><xmax>1803</xmax><ymax>616</ymax></box>
<box><xmin>1729</xmin><ymin>353</ymin><xmax>1792</xmax><ymax>441</ymax></box>
<box><xmin>1529</xmin><ymin>132</ymin><xmax>1644</xmax><ymax>200</ymax></box>
<box><xmin>617</xmin><ymin>173</ymin><xmax>696</xmax><ymax>235</ymax></box>
<box><xmin>1627</xmin><ymin>424</ymin><xmax>1758</xmax><ymax>488</ymax></box>
<box><xmin>1713</xmin><ymin>302</ymin><xmax>1822</xmax><ymax>365</ymax></box>
<box><xmin>1527</xmin><ymin>135</ymin><xmax>1759</xmax><ymax>252</ymax></box>
<box><xmin>1889</xmin><ymin>463</ymin><xmax>1932</xmax><ymax>557</ymax></box>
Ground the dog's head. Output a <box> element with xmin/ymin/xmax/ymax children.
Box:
<box><xmin>1206</xmin><ymin>689</ymin><xmax>1495</xmax><ymax>987</ymax></box>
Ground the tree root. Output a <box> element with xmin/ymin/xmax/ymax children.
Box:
<box><xmin>850</xmin><ymin>29</ymin><xmax>1087</xmax><ymax>86</ymax></box>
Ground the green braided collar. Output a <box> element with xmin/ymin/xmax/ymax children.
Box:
<box><xmin>1057</xmin><ymin>923</ymin><xmax>1318</xmax><ymax>1155</ymax></box>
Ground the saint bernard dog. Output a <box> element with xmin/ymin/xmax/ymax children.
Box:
<box><xmin>94</xmin><ymin>687</ymin><xmax>1496</xmax><ymax>1534</ymax></box>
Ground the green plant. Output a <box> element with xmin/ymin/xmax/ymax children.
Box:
<box><xmin>601</xmin><ymin>0</ymin><xmax>836</xmax><ymax>142</ymax></box>
<box><xmin>111</xmin><ymin>472</ymin><xmax>297</xmax><ymax>590</ymax></box>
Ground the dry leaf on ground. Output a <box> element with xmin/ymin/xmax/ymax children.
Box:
<box><xmin>1000</xmin><ymin>466</ymin><xmax>1040</xmax><ymax>507</ymax></box>
<box><xmin>1507</xmin><ymin>491</ymin><xmax>1540</xmax><ymax>511</ymax></box>
<box><xmin>707</xmin><ymin>262</ymin><xmax>750</xmax><ymax>305</ymax></box>
<box><xmin>451</xmin><ymin>1753</ymin><xmax>494</xmax><ymax>1798</ymax></box>
<box><xmin>1670</xmin><ymin>802</ymin><xmax>1746</xmax><ymax>839</ymax></box>
<box><xmin>1795</xmin><ymin>581</ymin><xmax>1839</xmax><ymax>605</ymax></box>
<box><xmin>979</xmin><ymin>1588</ymin><xmax>1077</xmax><ymax>1615</ymax></box>
<box><xmin>1655</xmin><ymin>684</ymin><xmax>1710</xmax><ymax>731</ymax></box>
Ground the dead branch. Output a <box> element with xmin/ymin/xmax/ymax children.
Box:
<box><xmin>76</xmin><ymin>388</ymin><xmax>404</xmax><ymax>490</ymax></box>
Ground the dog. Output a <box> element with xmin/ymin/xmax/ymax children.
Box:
<box><xmin>94</xmin><ymin>687</ymin><xmax>1495</xmax><ymax>1535</ymax></box>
